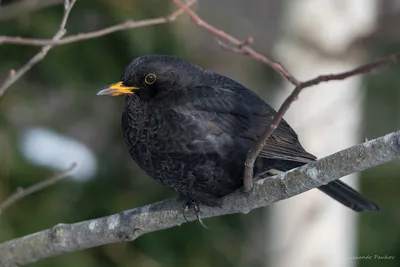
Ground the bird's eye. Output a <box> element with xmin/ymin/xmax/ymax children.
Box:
<box><xmin>144</xmin><ymin>73</ymin><xmax>156</xmax><ymax>85</ymax></box>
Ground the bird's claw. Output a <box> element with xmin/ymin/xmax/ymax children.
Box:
<box><xmin>182</xmin><ymin>201</ymin><xmax>208</xmax><ymax>229</ymax></box>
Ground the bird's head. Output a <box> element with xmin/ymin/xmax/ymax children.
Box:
<box><xmin>97</xmin><ymin>55</ymin><xmax>205</xmax><ymax>98</ymax></box>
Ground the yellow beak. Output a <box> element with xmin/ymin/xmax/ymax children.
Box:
<box><xmin>97</xmin><ymin>82</ymin><xmax>139</xmax><ymax>96</ymax></box>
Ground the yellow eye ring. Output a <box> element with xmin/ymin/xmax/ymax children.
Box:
<box><xmin>144</xmin><ymin>73</ymin><xmax>156</xmax><ymax>85</ymax></box>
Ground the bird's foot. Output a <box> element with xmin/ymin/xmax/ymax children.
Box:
<box><xmin>182</xmin><ymin>201</ymin><xmax>208</xmax><ymax>229</ymax></box>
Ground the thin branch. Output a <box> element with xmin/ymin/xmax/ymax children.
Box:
<box><xmin>172</xmin><ymin>0</ymin><xmax>299</xmax><ymax>86</ymax></box>
<box><xmin>1</xmin><ymin>130</ymin><xmax>399</xmax><ymax>267</ymax></box>
<box><xmin>300</xmin><ymin>53</ymin><xmax>400</xmax><ymax>88</ymax></box>
<box><xmin>0</xmin><ymin>0</ymin><xmax>198</xmax><ymax>47</ymax></box>
<box><xmin>172</xmin><ymin>0</ymin><xmax>400</xmax><ymax>191</ymax></box>
<box><xmin>0</xmin><ymin>0</ymin><xmax>77</xmax><ymax>98</ymax></box>
<box><xmin>0</xmin><ymin>0</ymin><xmax>64</xmax><ymax>22</ymax></box>
<box><xmin>0</xmin><ymin>163</ymin><xmax>77</xmax><ymax>216</ymax></box>
<box><xmin>0</xmin><ymin>0</ymin><xmax>197</xmax><ymax>99</ymax></box>
<box><xmin>243</xmin><ymin>54</ymin><xmax>400</xmax><ymax>190</ymax></box>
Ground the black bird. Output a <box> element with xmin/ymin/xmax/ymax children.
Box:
<box><xmin>97</xmin><ymin>55</ymin><xmax>379</xmax><ymax>212</ymax></box>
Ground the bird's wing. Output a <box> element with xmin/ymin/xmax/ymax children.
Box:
<box><xmin>177</xmin><ymin>85</ymin><xmax>316</xmax><ymax>163</ymax></box>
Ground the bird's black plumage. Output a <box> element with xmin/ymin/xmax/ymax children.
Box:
<box><xmin>98</xmin><ymin>55</ymin><xmax>379</xmax><ymax>212</ymax></box>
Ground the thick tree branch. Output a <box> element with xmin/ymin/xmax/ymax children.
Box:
<box><xmin>171</xmin><ymin>0</ymin><xmax>400</xmax><ymax>191</ymax></box>
<box><xmin>1</xmin><ymin>130</ymin><xmax>399</xmax><ymax>267</ymax></box>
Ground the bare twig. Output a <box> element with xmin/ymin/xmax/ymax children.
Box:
<box><xmin>172</xmin><ymin>0</ymin><xmax>299</xmax><ymax>86</ymax></box>
<box><xmin>0</xmin><ymin>0</ymin><xmax>64</xmax><ymax>21</ymax></box>
<box><xmin>300</xmin><ymin>53</ymin><xmax>400</xmax><ymax>88</ymax></box>
<box><xmin>0</xmin><ymin>130</ymin><xmax>399</xmax><ymax>267</ymax></box>
<box><xmin>0</xmin><ymin>0</ymin><xmax>77</xmax><ymax>98</ymax></box>
<box><xmin>0</xmin><ymin>0</ymin><xmax>198</xmax><ymax>47</ymax></box>
<box><xmin>242</xmin><ymin>56</ymin><xmax>400</xmax><ymax>190</ymax></box>
<box><xmin>0</xmin><ymin>163</ymin><xmax>76</xmax><ymax>216</ymax></box>
<box><xmin>172</xmin><ymin>0</ymin><xmax>400</xmax><ymax>191</ymax></box>
<box><xmin>0</xmin><ymin>0</ymin><xmax>197</xmax><ymax>98</ymax></box>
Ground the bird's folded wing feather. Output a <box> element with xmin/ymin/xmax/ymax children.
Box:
<box><xmin>177</xmin><ymin>85</ymin><xmax>316</xmax><ymax>163</ymax></box>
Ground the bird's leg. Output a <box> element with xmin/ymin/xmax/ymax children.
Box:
<box><xmin>177</xmin><ymin>194</ymin><xmax>193</xmax><ymax>223</ymax></box>
<box><xmin>182</xmin><ymin>203</ymin><xmax>190</xmax><ymax>223</ymax></box>
<box><xmin>193</xmin><ymin>202</ymin><xmax>208</xmax><ymax>229</ymax></box>
<box><xmin>182</xmin><ymin>201</ymin><xmax>208</xmax><ymax>229</ymax></box>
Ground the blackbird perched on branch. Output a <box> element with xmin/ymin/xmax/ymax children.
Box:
<box><xmin>97</xmin><ymin>55</ymin><xmax>379</xmax><ymax>213</ymax></box>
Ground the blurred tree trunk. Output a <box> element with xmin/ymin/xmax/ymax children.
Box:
<box><xmin>267</xmin><ymin>1</ymin><xmax>378</xmax><ymax>267</ymax></box>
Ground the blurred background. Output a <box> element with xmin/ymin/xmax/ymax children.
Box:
<box><xmin>0</xmin><ymin>1</ymin><xmax>400</xmax><ymax>267</ymax></box>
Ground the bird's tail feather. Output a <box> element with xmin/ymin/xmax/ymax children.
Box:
<box><xmin>318</xmin><ymin>180</ymin><xmax>379</xmax><ymax>212</ymax></box>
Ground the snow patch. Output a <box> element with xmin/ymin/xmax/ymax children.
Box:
<box><xmin>107</xmin><ymin>214</ymin><xmax>120</xmax><ymax>230</ymax></box>
<box><xmin>88</xmin><ymin>221</ymin><xmax>97</xmax><ymax>231</ymax></box>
